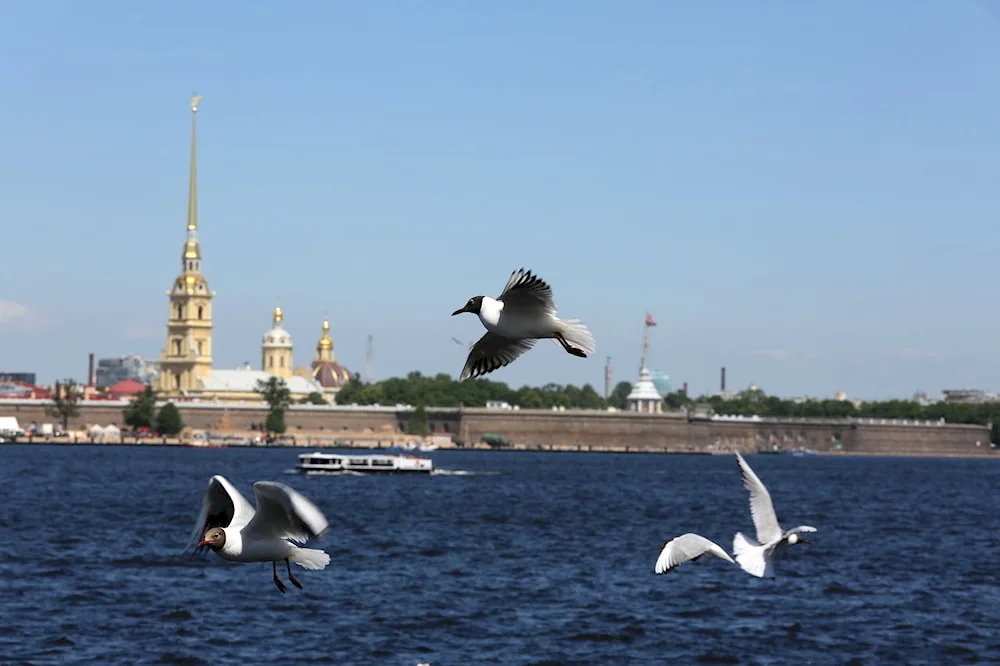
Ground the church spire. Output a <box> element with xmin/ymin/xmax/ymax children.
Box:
<box><xmin>183</xmin><ymin>93</ymin><xmax>202</xmax><ymax>269</ymax></box>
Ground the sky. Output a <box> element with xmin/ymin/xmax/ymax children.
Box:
<box><xmin>1</xmin><ymin>1</ymin><xmax>998</xmax><ymax>400</ymax></box>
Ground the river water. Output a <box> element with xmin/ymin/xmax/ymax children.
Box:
<box><xmin>1</xmin><ymin>445</ymin><xmax>998</xmax><ymax>665</ymax></box>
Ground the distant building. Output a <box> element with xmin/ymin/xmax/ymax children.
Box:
<box><xmin>95</xmin><ymin>354</ymin><xmax>158</xmax><ymax>388</ymax></box>
<box><xmin>0</xmin><ymin>372</ymin><xmax>36</xmax><ymax>385</ymax></box>
<box><xmin>941</xmin><ymin>389</ymin><xmax>986</xmax><ymax>404</ymax></box>
<box><xmin>650</xmin><ymin>370</ymin><xmax>671</xmax><ymax>397</ymax></box>
<box><xmin>0</xmin><ymin>380</ymin><xmax>51</xmax><ymax>400</ymax></box>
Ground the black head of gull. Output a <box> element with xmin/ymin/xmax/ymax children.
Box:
<box><xmin>198</xmin><ymin>527</ymin><xmax>226</xmax><ymax>551</ymax></box>
<box><xmin>451</xmin><ymin>296</ymin><xmax>484</xmax><ymax>316</ymax></box>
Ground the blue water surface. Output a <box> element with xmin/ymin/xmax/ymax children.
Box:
<box><xmin>1</xmin><ymin>445</ymin><xmax>998</xmax><ymax>665</ymax></box>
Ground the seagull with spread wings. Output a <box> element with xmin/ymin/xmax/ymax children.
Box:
<box><xmin>653</xmin><ymin>533</ymin><xmax>736</xmax><ymax>574</ymax></box>
<box><xmin>451</xmin><ymin>267</ymin><xmax>595</xmax><ymax>381</ymax></box>
<box><xmin>732</xmin><ymin>452</ymin><xmax>817</xmax><ymax>578</ymax></box>
<box><xmin>187</xmin><ymin>475</ymin><xmax>331</xmax><ymax>593</ymax></box>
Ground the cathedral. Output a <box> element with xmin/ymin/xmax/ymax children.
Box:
<box><xmin>156</xmin><ymin>96</ymin><xmax>352</xmax><ymax>404</ymax></box>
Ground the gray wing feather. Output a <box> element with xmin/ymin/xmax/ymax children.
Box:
<box><xmin>244</xmin><ymin>481</ymin><xmax>330</xmax><ymax>544</ymax></box>
<box><xmin>735</xmin><ymin>452</ymin><xmax>783</xmax><ymax>545</ymax></box>
<box><xmin>186</xmin><ymin>475</ymin><xmax>256</xmax><ymax>553</ymax></box>
<box><xmin>654</xmin><ymin>533</ymin><xmax>735</xmax><ymax>574</ymax></box>
<box><xmin>497</xmin><ymin>268</ymin><xmax>557</xmax><ymax>315</ymax></box>
<box><xmin>460</xmin><ymin>332</ymin><xmax>536</xmax><ymax>381</ymax></box>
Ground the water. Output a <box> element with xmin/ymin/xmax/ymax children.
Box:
<box><xmin>1</xmin><ymin>445</ymin><xmax>998</xmax><ymax>666</ymax></box>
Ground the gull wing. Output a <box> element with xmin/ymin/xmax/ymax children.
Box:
<box><xmin>497</xmin><ymin>268</ymin><xmax>557</xmax><ymax>316</ymax></box>
<box><xmin>244</xmin><ymin>481</ymin><xmax>330</xmax><ymax>545</ymax></box>
<box><xmin>654</xmin><ymin>533</ymin><xmax>735</xmax><ymax>574</ymax></box>
<box><xmin>460</xmin><ymin>331</ymin><xmax>536</xmax><ymax>381</ymax></box>
<box><xmin>784</xmin><ymin>526</ymin><xmax>817</xmax><ymax>537</ymax></box>
<box><xmin>734</xmin><ymin>452</ymin><xmax>783</xmax><ymax>545</ymax></box>
<box><xmin>186</xmin><ymin>475</ymin><xmax>256</xmax><ymax>553</ymax></box>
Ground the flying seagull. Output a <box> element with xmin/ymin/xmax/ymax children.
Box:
<box><xmin>451</xmin><ymin>267</ymin><xmax>595</xmax><ymax>381</ymax></box>
<box><xmin>654</xmin><ymin>533</ymin><xmax>735</xmax><ymax>574</ymax></box>
<box><xmin>187</xmin><ymin>475</ymin><xmax>331</xmax><ymax>593</ymax></box>
<box><xmin>732</xmin><ymin>452</ymin><xmax>816</xmax><ymax>578</ymax></box>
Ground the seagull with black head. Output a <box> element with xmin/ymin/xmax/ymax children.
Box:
<box><xmin>187</xmin><ymin>475</ymin><xmax>331</xmax><ymax>593</ymax></box>
<box><xmin>451</xmin><ymin>267</ymin><xmax>595</xmax><ymax>380</ymax></box>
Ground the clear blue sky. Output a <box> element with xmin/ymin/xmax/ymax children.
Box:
<box><xmin>1</xmin><ymin>1</ymin><xmax>998</xmax><ymax>399</ymax></box>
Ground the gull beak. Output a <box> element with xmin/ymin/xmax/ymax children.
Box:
<box><xmin>451</xmin><ymin>306</ymin><xmax>467</xmax><ymax>316</ymax></box>
<box><xmin>197</xmin><ymin>539</ymin><xmax>211</xmax><ymax>548</ymax></box>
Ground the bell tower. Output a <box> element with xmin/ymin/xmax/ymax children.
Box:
<box><xmin>261</xmin><ymin>304</ymin><xmax>294</xmax><ymax>379</ymax></box>
<box><xmin>159</xmin><ymin>94</ymin><xmax>215</xmax><ymax>395</ymax></box>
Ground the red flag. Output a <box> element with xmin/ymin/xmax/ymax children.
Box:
<box><xmin>645</xmin><ymin>313</ymin><xmax>657</xmax><ymax>327</ymax></box>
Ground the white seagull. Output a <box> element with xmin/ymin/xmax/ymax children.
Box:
<box><xmin>451</xmin><ymin>267</ymin><xmax>595</xmax><ymax>381</ymax></box>
<box><xmin>187</xmin><ymin>475</ymin><xmax>331</xmax><ymax>593</ymax></box>
<box><xmin>654</xmin><ymin>533</ymin><xmax>735</xmax><ymax>574</ymax></box>
<box><xmin>732</xmin><ymin>452</ymin><xmax>816</xmax><ymax>578</ymax></box>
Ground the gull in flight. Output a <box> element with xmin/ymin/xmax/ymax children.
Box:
<box><xmin>654</xmin><ymin>533</ymin><xmax>735</xmax><ymax>574</ymax></box>
<box><xmin>732</xmin><ymin>452</ymin><xmax>816</xmax><ymax>578</ymax></box>
<box><xmin>451</xmin><ymin>267</ymin><xmax>595</xmax><ymax>381</ymax></box>
<box><xmin>187</xmin><ymin>475</ymin><xmax>331</xmax><ymax>593</ymax></box>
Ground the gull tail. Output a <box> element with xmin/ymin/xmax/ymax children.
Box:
<box><xmin>289</xmin><ymin>547</ymin><xmax>331</xmax><ymax>571</ymax></box>
<box><xmin>733</xmin><ymin>532</ymin><xmax>772</xmax><ymax>579</ymax></box>
<box><xmin>555</xmin><ymin>318</ymin><xmax>596</xmax><ymax>356</ymax></box>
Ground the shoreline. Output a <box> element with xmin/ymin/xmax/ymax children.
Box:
<box><xmin>2</xmin><ymin>439</ymin><xmax>997</xmax><ymax>459</ymax></box>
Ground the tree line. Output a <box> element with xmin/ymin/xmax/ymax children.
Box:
<box><xmin>334</xmin><ymin>373</ymin><xmax>999</xmax><ymax>439</ymax></box>
<box><xmin>334</xmin><ymin>371</ymin><xmax>623</xmax><ymax>410</ymax></box>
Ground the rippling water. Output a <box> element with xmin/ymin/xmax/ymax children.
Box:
<box><xmin>1</xmin><ymin>445</ymin><xmax>998</xmax><ymax>665</ymax></box>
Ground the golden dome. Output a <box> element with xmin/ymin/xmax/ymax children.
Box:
<box><xmin>317</xmin><ymin>318</ymin><xmax>333</xmax><ymax>351</ymax></box>
<box><xmin>176</xmin><ymin>272</ymin><xmax>210</xmax><ymax>294</ymax></box>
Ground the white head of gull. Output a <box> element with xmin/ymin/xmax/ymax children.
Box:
<box><xmin>732</xmin><ymin>452</ymin><xmax>817</xmax><ymax>578</ymax></box>
<box><xmin>654</xmin><ymin>533</ymin><xmax>736</xmax><ymax>574</ymax></box>
<box><xmin>187</xmin><ymin>475</ymin><xmax>331</xmax><ymax>593</ymax></box>
<box><xmin>451</xmin><ymin>267</ymin><xmax>595</xmax><ymax>381</ymax></box>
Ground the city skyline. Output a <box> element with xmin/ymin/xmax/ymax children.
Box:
<box><xmin>1</xmin><ymin>2</ymin><xmax>998</xmax><ymax>399</ymax></box>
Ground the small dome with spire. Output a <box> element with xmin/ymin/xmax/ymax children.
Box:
<box><xmin>317</xmin><ymin>317</ymin><xmax>333</xmax><ymax>352</ymax></box>
<box><xmin>311</xmin><ymin>314</ymin><xmax>352</xmax><ymax>388</ymax></box>
<box><xmin>262</xmin><ymin>305</ymin><xmax>292</xmax><ymax>349</ymax></box>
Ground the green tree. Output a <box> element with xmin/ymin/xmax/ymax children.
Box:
<box><xmin>156</xmin><ymin>402</ymin><xmax>184</xmax><ymax>436</ymax></box>
<box><xmin>663</xmin><ymin>389</ymin><xmax>693</xmax><ymax>410</ymax></box>
<box><xmin>265</xmin><ymin>409</ymin><xmax>287</xmax><ymax>435</ymax></box>
<box><xmin>124</xmin><ymin>384</ymin><xmax>158</xmax><ymax>429</ymax></box>
<box><xmin>256</xmin><ymin>377</ymin><xmax>292</xmax><ymax>410</ymax></box>
<box><xmin>409</xmin><ymin>404</ymin><xmax>430</xmax><ymax>436</ymax></box>
<box><xmin>607</xmin><ymin>381</ymin><xmax>633</xmax><ymax>410</ymax></box>
<box><xmin>300</xmin><ymin>391</ymin><xmax>328</xmax><ymax>405</ymax></box>
<box><xmin>46</xmin><ymin>379</ymin><xmax>81</xmax><ymax>431</ymax></box>
<box><xmin>257</xmin><ymin>377</ymin><xmax>291</xmax><ymax>436</ymax></box>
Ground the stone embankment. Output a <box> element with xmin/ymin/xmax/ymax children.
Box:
<box><xmin>0</xmin><ymin>400</ymin><xmax>993</xmax><ymax>457</ymax></box>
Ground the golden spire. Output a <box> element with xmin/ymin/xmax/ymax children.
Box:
<box><xmin>317</xmin><ymin>312</ymin><xmax>333</xmax><ymax>352</ymax></box>
<box><xmin>183</xmin><ymin>92</ymin><xmax>202</xmax><ymax>263</ymax></box>
<box><xmin>273</xmin><ymin>299</ymin><xmax>283</xmax><ymax>325</ymax></box>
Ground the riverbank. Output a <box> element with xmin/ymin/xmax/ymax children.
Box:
<box><xmin>3</xmin><ymin>438</ymin><xmax>997</xmax><ymax>458</ymax></box>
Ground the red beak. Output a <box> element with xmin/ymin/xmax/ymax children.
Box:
<box><xmin>452</xmin><ymin>307</ymin><xmax>466</xmax><ymax>316</ymax></box>
<box><xmin>197</xmin><ymin>539</ymin><xmax>211</xmax><ymax>547</ymax></box>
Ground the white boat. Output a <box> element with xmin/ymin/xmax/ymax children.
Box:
<box><xmin>296</xmin><ymin>451</ymin><xmax>433</xmax><ymax>475</ymax></box>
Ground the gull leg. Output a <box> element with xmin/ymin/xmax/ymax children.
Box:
<box><xmin>286</xmin><ymin>559</ymin><xmax>303</xmax><ymax>590</ymax></box>
<box><xmin>272</xmin><ymin>561</ymin><xmax>286</xmax><ymax>593</ymax></box>
<box><xmin>556</xmin><ymin>334</ymin><xmax>587</xmax><ymax>358</ymax></box>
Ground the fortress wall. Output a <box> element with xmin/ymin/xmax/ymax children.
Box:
<box><xmin>848</xmin><ymin>422</ymin><xmax>992</xmax><ymax>456</ymax></box>
<box><xmin>1</xmin><ymin>401</ymin><xmax>992</xmax><ymax>456</ymax></box>
<box><xmin>0</xmin><ymin>401</ymin><xmax>398</xmax><ymax>433</ymax></box>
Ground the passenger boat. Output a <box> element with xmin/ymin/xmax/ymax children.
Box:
<box><xmin>296</xmin><ymin>451</ymin><xmax>433</xmax><ymax>475</ymax></box>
